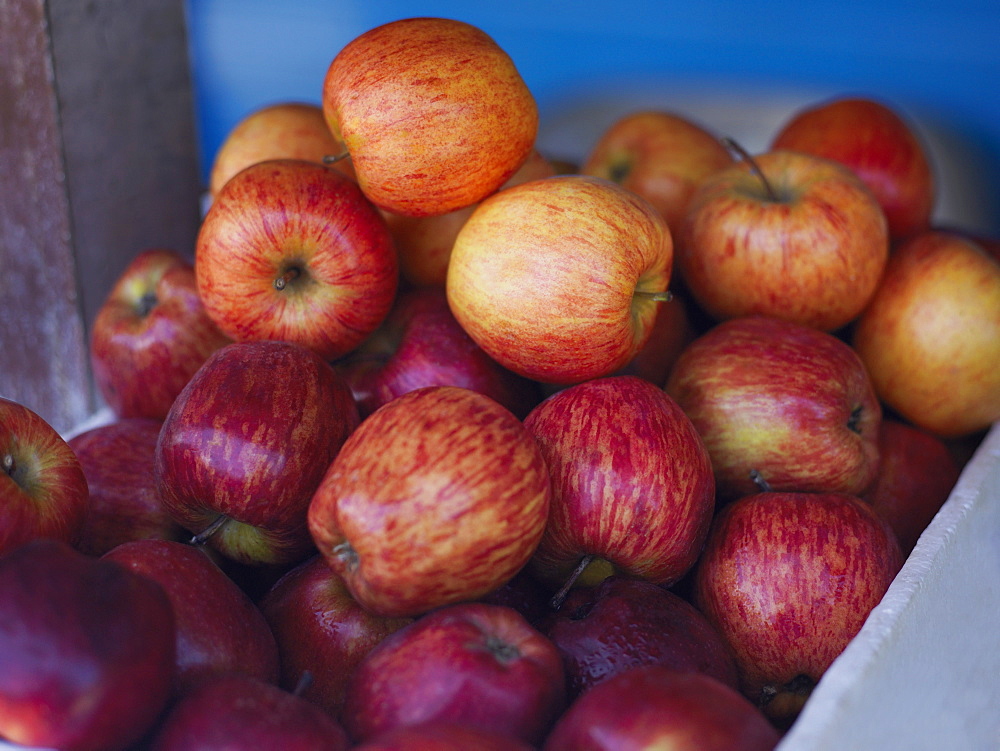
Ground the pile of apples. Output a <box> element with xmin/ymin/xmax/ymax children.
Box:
<box><xmin>3</xmin><ymin>15</ymin><xmax>1000</xmax><ymax>751</ymax></box>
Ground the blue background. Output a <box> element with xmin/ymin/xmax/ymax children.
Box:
<box><xmin>184</xmin><ymin>0</ymin><xmax>1000</xmax><ymax>234</ymax></box>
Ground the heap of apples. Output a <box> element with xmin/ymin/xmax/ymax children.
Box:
<box><xmin>3</xmin><ymin>16</ymin><xmax>1000</xmax><ymax>751</ymax></box>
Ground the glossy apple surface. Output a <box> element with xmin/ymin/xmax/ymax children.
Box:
<box><xmin>852</xmin><ymin>229</ymin><xmax>1000</xmax><ymax>437</ymax></box>
<box><xmin>666</xmin><ymin>315</ymin><xmax>882</xmax><ymax>501</ymax></box>
<box><xmin>447</xmin><ymin>174</ymin><xmax>673</xmax><ymax>384</ymax></box>
<box><xmin>1</xmin><ymin>397</ymin><xmax>88</xmax><ymax>556</ymax></box>
<box><xmin>196</xmin><ymin>159</ymin><xmax>398</xmax><ymax>360</ymax></box>
<box><xmin>322</xmin><ymin>17</ymin><xmax>537</xmax><ymax>217</ymax></box>
<box><xmin>90</xmin><ymin>247</ymin><xmax>232</xmax><ymax>421</ymax></box>
<box><xmin>677</xmin><ymin>149</ymin><xmax>889</xmax><ymax>331</ymax></box>
<box><xmin>308</xmin><ymin>385</ymin><xmax>551</xmax><ymax>618</ymax></box>
<box><xmin>156</xmin><ymin>340</ymin><xmax>360</xmax><ymax>566</ymax></box>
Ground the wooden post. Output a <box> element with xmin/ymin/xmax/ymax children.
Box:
<box><xmin>0</xmin><ymin>0</ymin><xmax>202</xmax><ymax>434</ymax></box>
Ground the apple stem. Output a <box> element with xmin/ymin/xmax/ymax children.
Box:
<box><xmin>189</xmin><ymin>514</ymin><xmax>229</xmax><ymax>546</ymax></box>
<box><xmin>322</xmin><ymin>151</ymin><xmax>351</xmax><ymax>165</ymax></box>
<box><xmin>634</xmin><ymin>290</ymin><xmax>673</xmax><ymax>303</ymax></box>
<box><xmin>550</xmin><ymin>554</ymin><xmax>595</xmax><ymax>611</ymax></box>
<box><xmin>750</xmin><ymin>469</ymin><xmax>772</xmax><ymax>493</ymax></box>
<box><xmin>722</xmin><ymin>137</ymin><xmax>779</xmax><ymax>202</ymax></box>
<box><xmin>1</xmin><ymin>453</ymin><xmax>14</xmax><ymax>476</ymax></box>
<box><xmin>274</xmin><ymin>267</ymin><xmax>301</xmax><ymax>291</ymax></box>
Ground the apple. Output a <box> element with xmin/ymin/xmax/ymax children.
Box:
<box><xmin>863</xmin><ymin>418</ymin><xmax>962</xmax><ymax>555</ymax></box>
<box><xmin>677</xmin><ymin>148</ymin><xmax>889</xmax><ymax>331</ymax></box>
<box><xmin>524</xmin><ymin>375</ymin><xmax>715</xmax><ymax>597</ymax></box>
<box><xmin>385</xmin><ymin>148</ymin><xmax>557</xmax><ymax>287</ymax></box>
<box><xmin>352</xmin><ymin>721</ymin><xmax>536</xmax><ymax>751</ymax></box>
<box><xmin>155</xmin><ymin>339</ymin><xmax>360</xmax><ymax>566</ymax></box>
<box><xmin>771</xmin><ymin>95</ymin><xmax>935</xmax><ymax>240</ymax></box>
<box><xmin>308</xmin><ymin>385</ymin><xmax>551</xmax><ymax>618</ymax></box>
<box><xmin>614</xmin><ymin>290</ymin><xmax>698</xmax><ymax>387</ymax></box>
<box><xmin>335</xmin><ymin>286</ymin><xmax>541</xmax><ymax>420</ymax></box>
<box><xmin>68</xmin><ymin>417</ymin><xmax>186</xmax><ymax>556</ymax></box>
<box><xmin>665</xmin><ymin>315</ymin><xmax>882</xmax><ymax>502</ymax></box>
<box><xmin>90</xmin><ymin>247</ymin><xmax>232</xmax><ymax>421</ymax></box>
<box><xmin>581</xmin><ymin>109</ymin><xmax>734</xmax><ymax>235</ymax></box>
<box><xmin>542</xmin><ymin>665</ymin><xmax>781</xmax><ymax>751</ymax></box>
<box><xmin>446</xmin><ymin>174</ymin><xmax>673</xmax><ymax>384</ymax></box>
<box><xmin>259</xmin><ymin>554</ymin><xmax>414</xmax><ymax>719</ymax></box>
<box><xmin>0</xmin><ymin>539</ymin><xmax>175</xmax><ymax>751</ymax></box>
<box><xmin>1</xmin><ymin>397</ymin><xmax>88</xmax><ymax>556</ymax></box>
<box><xmin>693</xmin><ymin>491</ymin><xmax>902</xmax><ymax>725</ymax></box>
<box><xmin>103</xmin><ymin>539</ymin><xmax>281</xmax><ymax>695</ymax></box>
<box><xmin>208</xmin><ymin>101</ymin><xmax>354</xmax><ymax>197</ymax></box>
<box><xmin>852</xmin><ymin>229</ymin><xmax>1000</xmax><ymax>437</ymax></box>
<box><xmin>543</xmin><ymin>576</ymin><xmax>739</xmax><ymax>699</ymax></box>
<box><xmin>322</xmin><ymin>17</ymin><xmax>538</xmax><ymax>217</ymax></box>
<box><xmin>195</xmin><ymin>158</ymin><xmax>398</xmax><ymax>361</ymax></box>
<box><xmin>148</xmin><ymin>673</ymin><xmax>350</xmax><ymax>751</ymax></box>
<box><xmin>341</xmin><ymin>602</ymin><xmax>566</xmax><ymax>746</ymax></box>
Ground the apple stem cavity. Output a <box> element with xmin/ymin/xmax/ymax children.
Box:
<box><xmin>1</xmin><ymin>453</ymin><xmax>14</xmax><ymax>477</ymax></box>
<box><xmin>722</xmin><ymin>137</ymin><xmax>780</xmax><ymax>202</ymax></box>
<box><xmin>634</xmin><ymin>290</ymin><xmax>673</xmax><ymax>304</ymax></box>
<box><xmin>847</xmin><ymin>404</ymin><xmax>864</xmax><ymax>434</ymax></box>
<box><xmin>189</xmin><ymin>514</ymin><xmax>229</xmax><ymax>546</ymax></box>
<box><xmin>332</xmin><ymin>541</ymin><xmax>360</xmax><ymax>572</ymax></box>
<box><xmin>274</xmin><ymin>266</ymin><xmax>302</xmax><ymax>291</ymax></box>
<box><xmin>550</xmin><ymin>553</ymin><xmax>595</xmax><ymax>610</ymax></box>
<box><xmin>483</xmin><ymin>634</ymin><xmax>521</xmax><ymax>664</ymax></box>
<box><xmin>750</xmin><ymin>469</ymin><xmax>772</xmax><ymax>493</ymax></box>
<box><xmin>136</xmin><ymin>291</ymin><xmax>158</xmax><ymax>317</ymax></box>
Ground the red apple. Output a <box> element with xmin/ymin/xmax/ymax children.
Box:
<box><xmin>335</xmin><ymin>286</ymin><xmax>541</xmax><ymax>419</ymax></box>
<box><xmin>208</xmin><ymin>101</ymin><xmax>354</xmax><ymax>197</ymax></box>
<box><xmin>446</xmin><ymin>174</ymin><xmax>673</xmax><ymax>384</ymax></box>
<box><xmin>693</xmin><ymin>491</ymin><xmax>902</xmax><ymax>725</ymax></box>
<box><xmin>155</xmin><ymin>339</ymin><xmax>360</xmax><ymax>566</ymax></box>
<box><xmin>1</xmin><ymin>397</ymin><xmax>88</xmax><ymax>556</ymax></box>
<box><xmin>67</xmin><ymin>417</ymin><xmax>185</xmax><ymax>556</ymax></box>
<box><xmin>195</xmin><ymin>159</ymin><xmax>398</xmax><ymax>360</ymax></box>
<box><xmin>543</xmin><ymin>577</ymin><xmax>739</xmax><ymax>699</ymax></box>
<box><xmin>771</xmin><ymin>95</ymin><xmax>935</xmax><ymax>240</ymax></box>
<box><xmin>581</xmin><ymin>109</ymin><xmax>734</xmax><ymax>235</ymax></box>
<box><xmin>677</xmin><ymin>148</ymin><xmax>889</xmax><ymax>331</ymax></box>
<box><xmin>353</xmin><ymin>722</ymin><xmax>536</xmax><ymax>751</ymax></box>
<box><xmin>307</xmin><ymin>385</ymin><xmax>551</xmax><ymax>617</ymax></box>
<box><xmin>259</xmin><ymin>554</ymin><xmax>413</xmax><ymax>718</ymax></box>
<box><xmin>103</xmin><ymin>539</ymin><xmax>280</xmax><ymax>695</ymax></box>
<box><xmin>90</xmin><ymin>247</ymin><xmax>232</xmax><ymax>420</ymax></box>
<box><xmin>148</xmin><ymin>673</ymin><xmax>349</xmax><ymax>751</ymax></box>
<box><xmin>322</xmin><ymin>17</ymin><xmax>538</xmax><ymax>217</ymax></box>
<box><xmin>341</xmin><ymin>602</ymin><xmax>566</xmax><ymax>746</ymax></box>
<box><xmin>0</xmin><ymin>539</ymin><xmax>175</xmax><ymax>751</ymax></box>
<box><xmin>543</xmin><ymin>665</ymin><xmax>780</xmax><ymax>751</ymax></box>
<box><xmin>864</xmin><ymin>418</ymin><xmax>962</xmax><ymax>556</ymax></box>
<box><xmin>665</xmin><ymin>315</ymin><xmax>882</xmax><ymax>502</ymax></box>
<box><xmin>524</xmin><ymin>375</ymin><xmax>715</xmax><ymax>595</ymax></box>
<box><xmin>852</xmin><ymin>229</ymin><xmax>1000</xmax><ymax>437</ymax></box>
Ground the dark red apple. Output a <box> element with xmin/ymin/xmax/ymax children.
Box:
<box><xmin>341</xmin><ymin>602</ymin><xmax>566</xmax><ymax>746</ymax></box>
<box><xmin>0</xmin><ymin>539</ymin><xmax>175</xmax><ymax>751</ymax></box>
<box><xmin>353</xmin><ymin>722</ymin><xmax>536</xmax><ymax>751</ymax></box>
<box><xmin>68</xmin><ymin>417</ymin><xmax>185</xmax><ymax>556</ymax></box>
<box><xmin>102</xmin><ymin>539</ymin><xmax>280</xmax><ymax>695</ymax></box>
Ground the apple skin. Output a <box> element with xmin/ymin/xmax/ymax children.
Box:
<box><xmin>543</xmin><ymin>665</ymin><xmax>780</xmax><ymax>751</ymax></box>
<box><xmin>352</xmin><ymin>721</ymin><xmax>536</xmax><ymax>751</ymax></box>
<box><xmin>852</xmin><ymin>229</ymin><xmax>1000</xmax><ymax>437</ymax></box>
<box><xmin>341</xmin><ymin>602</ymin><xmax>566</xmax><ymax>746</ymax></box>
<box><xmin>102</xmin><ymin>539</ymin><xmax>281</xmax><ymax>695</ymax></box>
<box><xmin>693</xmin><ymin>491</ymin><xmax>902</xmax><ymax>725</ymax></box>
<box><xmin>155</xmin><ymin>339</ymin><xmax>360</xmax><ymax>566</ymax></box>
<box><xmin>0</xmin><ymin>397</ymin><xmax>88</xmax><ymax>556</ymax></box>
<box><xmin>581</xmin><ymin>109</ymin><xmax>734</xmax><ymax>236</ymax></box>
<box><xmin>524</xmin><ymin>375</ymin><xmax>715</xmax><ymax>591</ymax></box>
<box><xmin>195</xmin><ymin>159</ymin><xmax>398</xmax><ymax>361</ymax></box>
<box><xmin>258</xmin><ymin>554</ymin><xmax>414</xmax><ymax>719</ymax></box>
<box><xmin>208</xmin><ymin>101</ymin><xmax>354</xmax><ymax>197</ymax></box>
<box><xmin>447</xmin><ymin>174</ymin><xmax>673</xmax><ymax>384</ymax></box>
<box><xmin>543</xmin><ymin>577</ymin><xmax>739</xmax><ymax>699</ymax></box>
<box><xmin>0</xmin><ymin>539</ymin><xmax>176</xmax><ymax>751</ymax></box>
<box><xmin>322</xmin><ymin>17</ymin><xmax>538</xmax><ymax>217</ymax></box>
<box><xmin>665</xmin><ymin>315</ymin><xmax>882</xmax><ymax>502</ymax></box>
<box><xmin>90</xmin><ymin>247</ymin><xmax>232</xmax><ymax>421</ymax></box>
<box><xmin>771</xmin><ymin>96</ymin><xmax>935</xmax><ymax>240</ymax></box>
<box><xmin>335</xmin><ymin>286</ymin><xmax>542</xmax><ymax>420</ymax></box>
<box><xmin>148</xmin><ymin>673</ymin><xmax>350</xmax><ymax>751</ymax></box>
<box><xmin>67</xmin><ymin>417</ymin><xmax>186</xmax><ymax>556</ymax></box>
<box><xmin>677</xmin><ymin>149</ymin><xmax>889</xmax><ymax>332</ymax></box>
<box><xmin>864</xmin><ymin>418</ymin><xmax>962</xmax><ymax>556</ymax></box>
<box><xmin>307</xmin><ymin>385</ymin><xmax>551</xmax><ymax>618</ymax></box>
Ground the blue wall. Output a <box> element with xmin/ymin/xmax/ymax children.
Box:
<box><xmin>185</xmin><ymin>1</ymin><xmax>1000</xmax><ymax>233</ymax></box>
